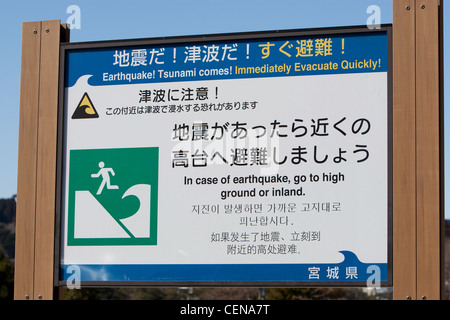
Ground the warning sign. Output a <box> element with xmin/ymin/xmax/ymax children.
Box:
<box><xmin>71</xmin><ymin>92</ymin><xmax>99</xmax><ymax>119</ymax></box>
<box><xmin>58</xmin><ymin>27</ymin><xmax>391</xmax><ymax>285</ymax></box>
<box><xmin>67</xmin><ymin>147</ymin><xmax>159</xmax><ymax>246</ymax></box>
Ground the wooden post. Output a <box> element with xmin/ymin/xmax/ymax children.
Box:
<box><xmin>415</xmin><ymin>0</ymin><xmax>443</xmax><ymax>300</ymax></box>
<box><xmin>15</xmin><ymin>20</ymin><xmax>69</xmax><ymax>300</ymax></box>
<box><xmin>393</xmin><ymin>0</ymin><xmax>444</xmax><ymax>300</ymax></box>
<box><xmin>15</xmin><ymin>20</ymin><xmax>41</xmax><ymax>302</ymax></box>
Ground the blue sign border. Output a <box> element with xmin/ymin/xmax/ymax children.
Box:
<box><xmin>61</xmin><ymin>251</ymin><xmax>388</xmax><ymax>284</ymax></box>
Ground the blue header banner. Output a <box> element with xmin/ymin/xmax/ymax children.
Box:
<box><xmin>65</xmin><ymin>31</ymin><xmax>388</xmax><ymax>87</ymax></box>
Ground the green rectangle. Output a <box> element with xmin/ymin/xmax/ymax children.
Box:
<box><xmin>67</xmin><ymin>147</ymin><xmax>158</xmax><ymax>246</ymax></box>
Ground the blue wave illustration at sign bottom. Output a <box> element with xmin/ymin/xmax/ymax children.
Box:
<box><xmin>61</xmin><ymin>250</ymin><xmax>388</xmax><ymax>283</ymax></box>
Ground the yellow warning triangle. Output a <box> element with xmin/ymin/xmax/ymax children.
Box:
<box><xmin>72</xmin><ymin>92</ymin><xmax>99</xmax><ymax>119</ymax></box>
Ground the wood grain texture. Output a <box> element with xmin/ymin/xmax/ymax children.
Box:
<box><xmin>392</xmin><ymin>0</ymin><xmax>417</xmax><ymax>300</ymax></box>
<box><xmin>392</xmin><ymin>0</ymin><xmax>443</xmax><ymax>300</ymax></box>
<box><xmin>33</xmin><ymin>20</ymin><xmax>63</xmax><ymax>301</ymax></box>
<box><xmin>15</xmin><ymin>20</ymin><xmax>68</xmax><ymax>300</ymax></box>
<box><xmin>14</xmin><ymin>21</ymin><xmax>42</xmax><ymax>300</ymax></box>
<box><xmin>415</xmin><ymin>0</ymin><xmax>443</xmax><ymax>300</ymax></box>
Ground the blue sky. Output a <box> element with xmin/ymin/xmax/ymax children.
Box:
<box><xmin>0</xmin><ymin>0</ymin><xmax>448</xmax><ymax>217</ymax></box>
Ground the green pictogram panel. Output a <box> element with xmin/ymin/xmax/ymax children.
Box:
<box><xmin>67</xmin><ymin>147</ymin><xmax>158</xmax><ymax>246</ymax></box>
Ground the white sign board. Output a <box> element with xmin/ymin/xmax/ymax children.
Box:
<box><xmin>57</xmin><ymin>27</ymin><xmax>392</xmax><ymax>286</ymax></box>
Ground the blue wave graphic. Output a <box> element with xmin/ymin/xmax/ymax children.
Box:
<box><xmin>61</xmin><ymin>250</ymin><xmax>388</xmax><ymax>283</ymax></box>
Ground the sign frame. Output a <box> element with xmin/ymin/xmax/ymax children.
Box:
<box><xmin>54</xmin><ymin>25</ymin><xmax>393</xmax><ymax>288</ymax></box>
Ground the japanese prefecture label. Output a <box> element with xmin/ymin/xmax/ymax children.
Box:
<box><xmin>59</xmin><ymin>28</ymin><xmax>391</xmax><ymax>285</ymax></box>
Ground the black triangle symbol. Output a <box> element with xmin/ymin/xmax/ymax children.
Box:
<box><xmin>72</xmin><ymin>92</ymin><xmax>99</xmax><ymax>119</ymax></box>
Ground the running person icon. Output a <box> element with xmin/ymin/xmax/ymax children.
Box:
<box><xmin>91</xmin><ymin>161</ymin><xmax>119</xmax><ymax>195</ymax></box>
